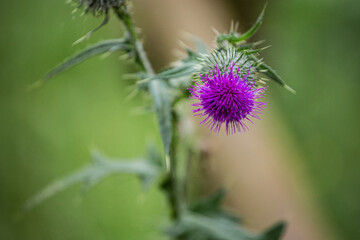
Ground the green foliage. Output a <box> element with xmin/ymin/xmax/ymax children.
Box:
<box><xmin>255</xmin><ymin>59</ymin><xmax>296</xmax><ymax>94</ymax></box>
<box><xmin>24</xmin><ymin>150</ymin><xmax>160</xmax><ymax>211</ymax></box>
<box><xmin>42</xmin><ymin>38</ymin><xmax>132</xmax><ymax>82</ymax></box>
<box><xmin>148</xmin><ymin>79</ymin><xmax>173</xmax><ymax>155</ymax></box>
<box><xmin>217</xmin><ymin>4</ymin><xmax>266</xmax><ymax>45</ymax></box>
<box><xmin>155</xmin><ymin>63</ymin><xmax>197</xmax><ymax>81</ymax></box>
<box><xmin>260</xmin><ymin>222</ymin><xmax>287</xmax><ymax>240</ymax></box>
<box><xmin>169</xmin><ymin>211</ymin><xmax>257</xmax><ymax>240</ymax></box>
<box><xmin>190</xmin><ymin>188</ymin><xmax>240</xmax><ymax>223</ymax></box>
<box><xmin>168</xmin><ymin>189</ymin><xmax>286</xmax><ymax>240</ymax></box>
<box><xmin>169</xmin><ymin>211</ymin><xmax>285</xmax><ymax>240</ymax></box>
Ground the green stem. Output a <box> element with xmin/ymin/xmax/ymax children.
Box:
<box><xmin>114</xmin><ymin>5</ymin><xmax>181</xmax><ymax>221</ymax></box>
<box><xmin>169</xmin><ymin>112</ymin><xmax>181</xmax><ymax>219</ymax></box>
<box><xmin>159</xmin><ymin>112</ymin><xmax>181</xmax><ymax>220</ymax></box>
<box><xmin>114</xmin><ymin>6</ymin><xmax>154</xmax><ymax>75</ymax></box>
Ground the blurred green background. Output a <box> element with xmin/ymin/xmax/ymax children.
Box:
<box><xmin>0</xmin><ymin>0</ymin><xmax>359</xmax><ymax>240</ymax></box>
<box><xmin>264</xmin><ymin>1</ymin><xmax>360</xmax><ymax>239</ymax></box>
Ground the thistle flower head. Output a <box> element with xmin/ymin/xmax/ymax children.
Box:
<box><xmin>189</xmin><ymin>52</ymin><xmax>267</xmax><ymax>135</ymax></box>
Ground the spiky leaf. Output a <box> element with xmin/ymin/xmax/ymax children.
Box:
<box><xmin>191</xmin><ymin>188</ymin><xmax>241</xmax><ymax>223</ymax></box>
<box><xmin>43</xmin><ymin>39</ymin><xmax>131</xmax><ymax>81</ymax></box>
<box><xmin>255</xmin><ymin>60</ymin><xmax>295</xmax><ymax>94</ymax></box>
<box><xmin>169</xmin><ymin>211</ymin><xmax>286</xmax><ymax>240</ymax></box>
<box><xmin>156</xmin><ymin>62</ymin><xmax>197</xmax><ymax>80</ymax></box>
<box><xmin>259</xmin><ymin>222</ymin><xmax>286</xmax><ymax>240</ymax></box>
<box><xmin>168</xmin><ymin>211</ymin><xmax>257</xmax><ymax>240</ymax></box>
<box><xmin>24</xmin><ymin>151</ymin><xmax>159</xmax><ymax>211</ymax></box>
<box><xmin>217</xmin><ymin>4</ymin><xmax>266</xmax><ymax>44</ymax></box>
<box><xmin>149</xmin><ymin>79</ymin><xmax>172</xmax><ymax>155</ymax></box>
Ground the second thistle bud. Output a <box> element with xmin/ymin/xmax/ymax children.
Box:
<box><xmin>76</xmin><ymin>0</ymin><xmax>126</xmax><ymax>16</ymax></box>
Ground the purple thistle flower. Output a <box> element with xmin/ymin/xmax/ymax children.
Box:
<box><xmin>189</xmin><ymin>64</ymin><xmax>267</xmax><ymax>135</ymax></box>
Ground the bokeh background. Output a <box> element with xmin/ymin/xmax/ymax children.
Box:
<box><xmin>1</xmin><ymin>0</ymin><xmax>359</xmax><ymax>240</ymax></box>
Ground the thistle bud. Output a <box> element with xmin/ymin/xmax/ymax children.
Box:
<box><xmin>77</xmin><ymin>0</ymin><xmax>125</xmax><ymax>16</ymax></box>
<box><xmin>71</xmin><ymin>0</ymin><xmax>126</xmax><ymax>44</ymax></box>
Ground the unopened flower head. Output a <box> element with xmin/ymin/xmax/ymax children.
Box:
<box><xmin>189</xmin><ymin>62</ymin><xmax>267</xmax><ymax>135</ymax></box>
<box><xmin>75</xmin><ymin>0</ymin><xmax>125</xmax><ymax>16</ymax></box>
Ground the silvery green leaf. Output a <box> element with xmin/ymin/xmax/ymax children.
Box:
<box><xmin>243</xmin><ymin>45</ymin><xmax>271</xmax><ymax>55</ymax></box>
<box><xmin>192</xmin><ymin>36</ymin><xmax>208</xmax><ymax>54</ymax></box>
<box><xmin>217</xmin><ymin>4</ymin><xmax>266</xmax><ymax>44</ymax></box>
<box><xmin>191</xmin><ymin>188</ymin><xmax>241</xmax><ymax>224</ymax></box>
<box><xmin>170</xmin><ymin>211</ymin><xmax>257</xmax><ymax>240</ymax></box>
<box><xmin>256</xmin><ymin>60</ymin><xmax>296</xmax><ymax>94</ymax></box>
<box><xmin>43</xmin><ymin>39</ymin><xmax>132</xmax><ymax>81</ymax></box>
<box><xmin>149</xmin><ymin>79</ymin><xmax>172</xmax><ymax>155</ymax></box>
<box><xmin>144</xmin><ymin>33</ymin><xmax>205</xmax><ymax>154</ymax></box>
<box><xmin>235</xmin><ymin>4</ymin><xmax>267</xmax><ymax>42</ymax></box>
<box><xmin>259</xmin><ymin>222</ymin><xmax>286</xmax><ymax>240</ymax></box>
<box><xmin>155</xmin><ymin>62</ymin><xmax>197</xmax><ymax>80</ymax></box>
<box><xmin>146</xmin><ymin>144</ymin><xmax>163</xmax><ymax>167</ymax></box>
<box><xmin>169</xmin><ymin>211</ymin><xmax>286</xmax><ymax>240</ymax></box>
<box><xmin>237</xmin><ymin>40</ymin><xmax>266</xmax><ymax>50</ymax></box>
<box><xmin>24</xmin><ymin>151</ymin><xmax>159</xmax><ymax>211</ymax></box>
<box><xmin>191</xmin><ymin>188</ymin><xmax>226</xmax><ymax>212</ymax></box>
<box><xmin>186</xmin><ymin>230</ymin><xmax>208</xmax><ymax>240</ymax></box>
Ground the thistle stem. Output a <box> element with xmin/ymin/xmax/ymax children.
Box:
<box><xmin>114</xmin><ymin>5</ymin><xmax>181</xmax><ymax>222</ymax></box>
<box><xmin>168</xmin><ymin>112</ymin><xmax>181</xmax><ymax>219</ymax></box>
<box><xmin>114</xmin><ymin>6</ymin><xmax>154</xmax><ymax>75</ymax></box>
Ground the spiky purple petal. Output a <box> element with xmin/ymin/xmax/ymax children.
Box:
<box><xmin>189</xmin><ymin>64</ymin><xmax>266</xmax><ymax>135</ymax></box>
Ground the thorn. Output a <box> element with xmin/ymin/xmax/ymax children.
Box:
<box><xmin>260</xmin><ymin>45</ymin><xmax>271</xmax><ymax>51</ymax></box>
<box><xmin>165</xmin><ymin>155</ymin><xmax>170</xmax><ymax>173</ymax></box>
<box><xmin>125</xmin><ymin>88</ymin><xmax>139</xmax><ymax>101</ymax></box>
<box><xmin>27</xmin><ymin>80</ymin><xmax>43</xmax><ymax>92</ymax></box>
<box><xmin>285</xmin><ymin>84</ymin><xmax>296</xmax><ymax>94</ymax></box>
<box><xmin>179</xmin><ymin>30</ymin><xmax>192</xmax><ymax>40</ymax></box>
<box><xmin>72</xmin><ymin>35</ymin><xmax>88</xmax><ymax>46</ymax></box>
<box><xmin>234</xmin><ymin>21</ymin><xmax>239</xmax><ymax>32</ymax></box>
<box><xmin>211</xmin><ymin>27</ymin><xmax>220</xmax><ymax>35</ymax></box>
